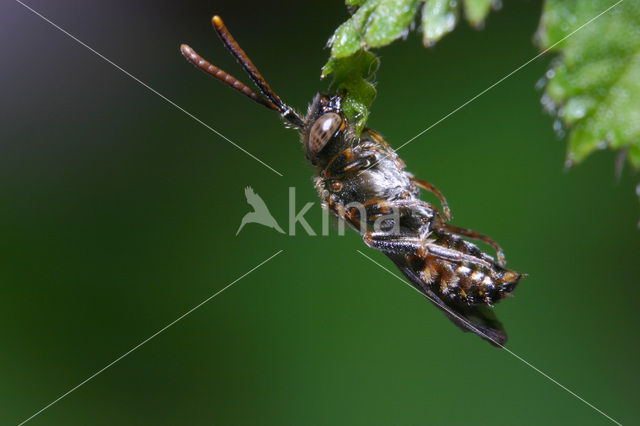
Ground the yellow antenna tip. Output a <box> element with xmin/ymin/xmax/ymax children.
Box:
<box><xmin>212</xmin><ymin>15</ymin><xmax>223</xmax><ymax>27</ymax></box>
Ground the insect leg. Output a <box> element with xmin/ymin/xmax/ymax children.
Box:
<box><xmin>363</xmin><ymin>127</ymin><xmax>392</xmax><ymax>149</ymax></box>
<box><xmin>324</xmin><ymin>148</ymin><xmax>377</xmax><ymax>177</ymax></box>
<box><xmin>364</xmin><ymin>232</ymin><xmax>493</xmax><ymax>269</ymax></box>
<box><xmin>437</xmin><ymin>224</ymin><xmax>506</xmax><ymax>266</ymax></box>
<box><xmin>410</xmin><ymin>177</ymin><xmax>452</xmax><ymax>221</ymax></box>
<box><xmin>351</xmin><ymin>198</ymin><xmax>433</xmax><ymax>224</ymax></box>
<box><xmin>422</xmin><ymin>243</ymin><xmax>493</xmax><ymax>268</ymax></box>
<box><xmin>363</xmin><ymin>232</ymin><xmax>422</xmax><ymax>254</ymax></box>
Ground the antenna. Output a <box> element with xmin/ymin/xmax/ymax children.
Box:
<box><xmin>180</xmin><ymin>44</ymin><xmax>277</xmax><ymax>110</ymax></box>
<box><xmin>181</xmin><ymin>16</ymin><xmax>304</xmax><ymax>128</ymax></box>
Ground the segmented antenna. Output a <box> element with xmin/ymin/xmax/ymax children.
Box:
<box><xmin>180</xmin><ymin>15</ymin><xmax>304</xmax><ymax>128</ymax></box>
<box><xmin>180</xmin><ymin>44</ymin><xmax>278</xmax><ymax>111</ymax></box>
<box><xmin>211</xmin><ymin>16</ymin><xmax>285</xmax><ymax>111</ymax></box>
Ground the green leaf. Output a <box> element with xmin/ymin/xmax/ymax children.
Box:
<box><xmin>329</xmin><ymin>4</ymin><xmax>371</xmax><ymax>58</ymax></box>
<box><xmin>537</xmin><ymin>0</ymin><xmax>640</xmax><ymax>169</ymax></box>
<box><xmin>331</xmin><ymin>0</ymin><xmax>500</xmax><ymax>54</ymax></box>
<box><xmin>364</xmin><ymin>0</ymin><xmax>421</xmax><ymax>47</ymax></box>
<box><xmin>325</xmin><ymin>0</ymin><xmax>498</xmax><ymax>133</ymax></box>
<box><xmin>322</xmin><ymin>51</ymin><xmax>380</xmax><ymax>134</ymax></box>
<box><xmin>329</xmin><ymin>0</ymin><xmax>420</xmax><ymax>58</ymax></box>
<box><xmin>463</xmin><ymin>0</ymin><xmax>495</xmax><ymax>28</ymax></box>
<box><xmin>422</xmin><ymin>0</ymin><xmax>459</xmax><ymax>46</ymax></box>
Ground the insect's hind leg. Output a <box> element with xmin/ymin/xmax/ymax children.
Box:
<box><xmin>435</xmin><ymin>223</ymin><xmax>506</xmax><ymax>266</ymax></box>
<box><xmin>363</xmin><ymin>231</ymin><xmax>492</xmax><ymax>269</ymax></box>
<box><xmin>410</xmin><ymin>177</ymin><xmax>452</xmax><ymax>221</ymax></box>
<box><xmin>363</xmin><ymin>232</ymin><xmax>422</xmax><ymax>255</ymax></box>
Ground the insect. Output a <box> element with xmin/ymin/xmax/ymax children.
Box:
<box><xmin>181</xmin><ymin>16</ymin><xmax>524</xmax><ymax>347</ymax></box>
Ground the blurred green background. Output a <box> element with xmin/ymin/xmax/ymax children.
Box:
<box><xmin>1</xmin><ymin>0</ymin><xmax>639</xmax><ymax>424</ymax></box>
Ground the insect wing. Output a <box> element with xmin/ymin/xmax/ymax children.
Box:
<box><xmin>385</xmin><ymin>253</ymin><xmax>507</xmax><ymax>347</ymax></box>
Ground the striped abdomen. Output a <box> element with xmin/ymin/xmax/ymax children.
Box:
<box><xmin>408</xmin><ymin>232</ymin><xmax>521</xmax><ymax>306</ymax></box>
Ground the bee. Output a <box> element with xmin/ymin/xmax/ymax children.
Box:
<box><xmin>181</xmin><ymin>16</ymin><xmax>523</xmax><ymax>347</ymax></box>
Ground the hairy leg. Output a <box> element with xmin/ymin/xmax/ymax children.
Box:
<box><xmin>410</xmin><ymin>177</ymin><xmax>451</xmax><ymax>221</ymax></box>
<box><xmin>435</xmin><ymin>223</ymin><xmax>506</xmax><ymax>266</ymax></box>
<box><xmin>363</xmin><ymin>231</ymin><xmax>493</xmax><ymax>268</ymax></box>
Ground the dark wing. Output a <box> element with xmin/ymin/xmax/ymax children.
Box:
<box><xmin>385</xmin><ymin>252</ymin><xmax>507</xmax><ymax>347</ymax></box>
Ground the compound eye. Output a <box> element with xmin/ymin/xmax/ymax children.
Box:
<box><xmin>308</xmin><ymin>113</ymin><xmax>342</xmax><ymax>153</ymax></box>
